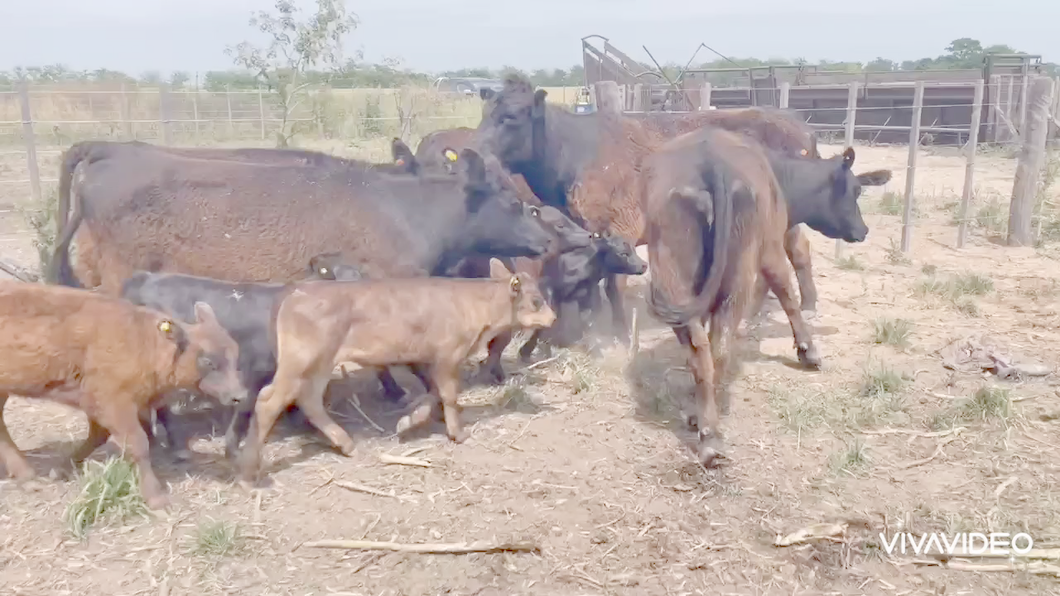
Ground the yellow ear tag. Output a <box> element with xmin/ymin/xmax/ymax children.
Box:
<box><xmin>444</xmin><ymin>150</ymin><xmax>459</xmax><ymax>162</ymax></box>
<box><xmin>158</xmin><ymin>320</ymin><xmax>173</xmax><ymax>334</ymax></box>
<box><xmin>509</xmin><ymin>276</ymin><xmax>521</xmax><ymax>291</ymax></box>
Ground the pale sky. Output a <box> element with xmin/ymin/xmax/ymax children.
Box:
<box><xmin>1</xmin><ymin>0</ymin><xmax>1056</xmax><ymax>76</ymax></box>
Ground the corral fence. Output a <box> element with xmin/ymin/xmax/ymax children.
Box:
<box><xmin>0</xmin><ymin>76</ymin><xmax>1057</xmax><ymax>270</ymax></box>
<box><xmin>586</xmin><ymin>75</ymin><xmax>1059</xmax><ymax>253</ymax></box>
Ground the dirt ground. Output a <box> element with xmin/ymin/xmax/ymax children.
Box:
<box><xmin>1</xmin><ymin>140</ymin><xmax>1060</xmax><ymax>596</ymax></box>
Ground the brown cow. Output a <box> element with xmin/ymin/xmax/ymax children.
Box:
<box><xmin>0</xmin><ymin>282</ymin><xmax>246</xmax><ymax>509</ymax></box>
<box><xmin>644</xmin><ymin>127</ymin><xmax>833</xmax><ymax>469</ymax></box>
<box><xmin>237</xmin><ymin>270</ymin><xmax>555</xmax><ymax>486</ymax></box>
<box><xmin>477</xmin><ymin>76</ymin><xmax>892</xmax><ymax>332</ymax></box>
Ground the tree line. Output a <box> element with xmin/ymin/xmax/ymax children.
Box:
<box><xmin>1</xmin><ymin>38</ymin><xmax>1054</xmax><ymax>92</ymax></box>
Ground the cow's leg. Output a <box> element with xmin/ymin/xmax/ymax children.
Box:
<box><xmin>376</xmin><ymin>368</ymin><xmax>406</xmax><ymax>401</ymax></box>
<box><xmin>0</xmin><ymin>393</ymin><xmax>35</xmax><ymax>480</ymax></box>
<box><xmin>154</xmin><ymin>396</ymin><xmax>194</xmax><ymax>461</ymax></box>
<box><xmin>605</xmin><ymin>274</ymin><xmax>630</xmax><ymax>345</ymax></box>
<box><xmin>518</xmin><ymin>329</ymin><xmax>542</xmax><ymax>362</ymax></box>
<box><xmin>433</xmin><ymin>360</ymin><xmax>469</xmax><ymax>443</ymax></box>
<box><xmin>96</xmin><ymin>403</ymin><xmax>169</xmax><ymax>510</ymax></box>
<box><xmin>407</xmin><ymin>364</ymin><xmax>432</xmax><ymax>393</ymax></box>
<box><xmin>672</xmin><ymin>326</ymin><xmax>702</xmax><ymax>430</ymax></box>
<box><xmin>238</xmin><ymin>384</ymin><xmax>286</xmax><ymax>486</ymax></box>
<box><xmin>761</xmin><ymin>241</ymin><xmax>822</xmax><ymax>369</ymax></box>
<box><xmin>785</xmin><ymin>226</ymin><xmax>817</xmax><ymax>317</ymax></box>
<box><xmin>292</xmin><ymin>374</ymin><xmax>355</xmax><ymax>456</ymax></box>
<box><xmin>481</xmin><ymin>331</ymin><xmax>512</xmax><ymax>384</ymax></box>
<box><xmin>224</xmin><ymin>375</ymin><xmax>269</xmax><ymax>460</ymax></box>
<box><xmin>686</xmin><ymin>321</ymin><xmax>722</xmax><ymax>467</ymax></box>
<box><xmin>67</xmin><ymin>419</ymin><xmax>111</xmax><ymax>473</ymax></box>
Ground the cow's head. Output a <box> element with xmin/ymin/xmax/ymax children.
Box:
<box><xmin>536</xmin><ymin>205</ymin><xmax>592</xmax><ymax>252</ymax></box>
<box><xmin>306</xmin><ymin>252</ymin><xmax>365</xmax><ymax>281</ymax></box>
<box><xmin>493</xmin><ymin>268</ymin><xmax>555</xmax><ymax>330</ymax></box>
<box><xmin>787</xmin><ymin>147</ymin><xmax>892</xmax><ymax>244</ymax></box>
<box><xmin>162</xmin><ymin>302</ymin><xmax>247</xmax><ymax>406</ymax></box>
<box><xmin>597</xmin><ymin>230</ymin><xmax>647</xmax><ymax>275</ymax></box>
<box><xmin>457</xmin><ymin>148</ymin><xmax>554</xmax><ymax>259</ymax></box>
<box><xmin>476</xmin><ymin>74</ymin><xmax>547</xmax><ymax>168</ymax></box>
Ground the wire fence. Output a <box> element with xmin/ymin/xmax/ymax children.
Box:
<box><xmin>0</xmin><ymin>79</ymin><xmax>1057</xmax><ymax>266</ymax></box>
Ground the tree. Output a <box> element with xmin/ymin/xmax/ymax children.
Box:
<box><xmin>865</xmin><ymin>57</ymin><xmax>897</xmax><ymax>72</ymax></box>
<box><xmin>226</xmin><ymin>0</ymin><xmax>357</xmax><ymax>147</ymax></box>
<box><xmin>169</xmin><ymin>71</ymin><xmax>191</xmax><ymax>89</ymax></box>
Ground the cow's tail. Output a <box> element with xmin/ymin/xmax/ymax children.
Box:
<box><xmin>646</xmin><ymin>164</ymin><xmax>734</xmax><ymax>328</ymax></box>
<box><xmin>48</xmin><ymin>141</ymin><xmax>109</xmax><ymax>286</ymax></box>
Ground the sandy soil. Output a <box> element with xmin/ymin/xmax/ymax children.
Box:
<box><xmin>1</xmin><ymin>140</ymin><xmax>1059</xmax><ymax>595</ymax></box>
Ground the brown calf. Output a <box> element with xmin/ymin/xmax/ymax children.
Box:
<box><xmin>0</xmin><ymin>282</ymin><xmax>246</xmax><ymax>509</ymax></box>
<box><xmin>237</xmin><ymin>272</ymin><xmax>555</xmax><ymax>485</ymax></box>
<box><xmin>644</xmin><ymin>127</ymin><xmax>822</xmax><ymax>469</ymax></box>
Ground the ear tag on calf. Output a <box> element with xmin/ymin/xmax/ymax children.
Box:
<box><xmin>320</xmin><ymin>267</ymin><xmax>329</xmax><ymax>275</ymax></box>
<box><xmin>395</xmin><ymin>158</ymin><xmax>406</xmax><ymax>166</ymax></box>
<box><xmin>158</xmin><ymin>320</ymin><xmax>173</xmax><ymax>334</ymax></box>
<box><xmin>444</xmin><ymin>149</ymin><xmax>459</xmax><ymax>162</ymax></box>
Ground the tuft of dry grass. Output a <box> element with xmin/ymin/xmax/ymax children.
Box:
<box><xmin>871</xmin><ymin>317</ymin><xmax>913</xmax><ymax>348</ymax></box>
<box><xmin>877</xmin><ymin>191</ymin><xmax>903</xmax><ymax>215</ymax></box>
<box><xmin>193</xmin><ymin>519</ymin><xmax>244</xmax><ymax>558</ymax></box>
<box><xmin>64</xmin><ymin>456</ymin><xmax>148</xmax><ymax>539</ymax></box>
<box><xmin>884</xmin><ymin>238</ymin><xmax>912</xmax><ymax>265</ymax></box>
<box><xmin>835</xmin><ymin>255</ymin><xmax>863</xmax><ymax>271</ymax></box>
<box><xmin>913</xmin><ymin>270</ymin><xmax>993</xmax><ymax>315</ymax></box>
<box><xmin>958</xmin><ymin>385</ymin><xmax>1013</xmax><ymax>422</ymax></box>
<box><xmin>829</xmin><ymin>437</ymin><xmax>870</xmax><ymax>475</ymax></box>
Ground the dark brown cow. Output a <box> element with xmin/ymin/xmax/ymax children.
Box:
<box><xmin>644</xmin><ymin>126</ymin><xmax>871</xmax><ymax>468</ymax></box>
<box><xmin>237</xmin><ymin>272</ymin><xmax>555</xmax><ymax>486</ymax></box>
<box><xmin>0</xmin><ymin>282</ymin><xmax>246</xmax><ymax>509</ymax></box>
<box><xmin>53</xmin><ymin>139</ymin><xmax>419</xmax><ymax>241</ymax></box>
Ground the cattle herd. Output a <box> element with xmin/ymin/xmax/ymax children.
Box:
<box><xmin>0</xmin><ymin>73</ymin><xmax>894</xmax><ymax>512</ymax></box>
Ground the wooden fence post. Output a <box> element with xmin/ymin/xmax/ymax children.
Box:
<box><xmin>158</xmin><ymin>84</ymin><xmax>172</xmax><ymax>145</ymax></box>
<box><xmin>988</xmin><ymin>75</ymin><xmax>1001</xmax><ymax>142</ymax></box>
<box><xmin>631</xmin><ymin>83</ymin><xmax>644</xmax><ymax>112</ymax></box>
<box><xmin>778</xmin><ymin>82</ymin><xmax>790</xmax><ymax>110</ymax></box>
<box><xmin>900</xmin><ymin>81</ymin><xmax>925</xmax><ymax>253</ymax></box>
<box><xmin>119</xmin><ymin>83</ymin><xmax>133</xmax><ymax>140</ymax></box>
<box><xmin>258</xmin><ymin>86</ymin><xmax>267</xmax><ymax>140</ymax></box>
<box><xmin>1017</xmin><ymin>63</ymin><xmax>1030</xmax><ymax>138</ymax></box>
<box><xmin>593</xmin><ymin>81</ymin><xmax>623</xmax><ymax>115</ymax></box>
<box><xmin>699</xmin><ymin>83</ymin><xmax>712</xmax><ymax>111</ymax></box>
<box><xmin>836</xmin><ymin>81</ymin><xmax>859</xmax><ymax>258</ymax></box>
<box><xmin>1008</xmin><ymin>76</ymin><xmax>1056</xmax><ymax>246</ymax></box>
<box><xmin>17</xmin><ymin>81</ymin><xmax>42</xmax><ymax>206</ymax></box>
<box><xmin>226</xmin><ymin>85</ymin><xmax>235</xmax><ymax>139</ymax></box>
<box><xmin>1005</xmin><ymin>76</ymin><xmax>1015</xmax><ymax>139</ymax></box>
<box><xmin>191</xmin><ymin>89</ymin><xmax>201</xmax><ymax>142</ymax></box>
<box><xmin>956</xmin><ymin>79</ymin><xmax>985</xmax><ymax>249</ymax></box>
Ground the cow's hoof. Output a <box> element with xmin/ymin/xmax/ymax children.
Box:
<box><xmin>797</xmin><ymin>342</ymin><xmax>822</xmax><ymax>370</ymax></box>
<box><xmin>449</xmin><ymin>429</ymin><xmax>469</xmax><ymax>444</ymax></box>
<box><xmin>801</xmin><ymin>309</ymin><xmax>819</xmax><ymax>322</ymax></box>
<box><xmin>697</xmin><ymin>430</ymin><xmax>725</xmax><ymax>468</ymax></box>
<box><xmin>686</xmin><ymin>414</ymin><xmax>699</xmax><ymax>431</ymax></box>
<box><xmin>172</xmin><ymin>448</ymin><xmax>194</xmax><ymax>462</ymax></box>
<box><xmin>395</xmin><ymin>415</ymin><xmax>413</xmax><ymax>435</ymax></box>
<box><xmin>144</xmin><ymin>493</ymin><xmax>171</xmax><ymax>511</ymax></box>
<box><xmin>237</xmin><ymin>478</ymin><xmax>259</xmax><ymax>492</ymax></box>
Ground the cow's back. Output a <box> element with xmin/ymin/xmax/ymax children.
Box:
<box><xmin>73</xmin><ymin>153</ymin><xmax>436</xmax><ymax>292</ymax></box>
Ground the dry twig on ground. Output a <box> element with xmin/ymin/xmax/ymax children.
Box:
<box><xmin>302</xmin><ymin>539</ymin><xmax>539</xmax><ymax>554</ymax></box>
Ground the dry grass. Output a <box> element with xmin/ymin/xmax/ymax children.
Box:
<box><xmin>63</xmin><ymin>456</ymin><xmax>148</xmax><ymax>540</ymax></box>
<box><xmin>2</xmin><ymin>138</ymin><xmax>1060</xmax><ymax>594</ymax></box>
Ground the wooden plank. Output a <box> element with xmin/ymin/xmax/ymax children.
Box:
<box><xmin>900</xmin><ymin>82</ymin><xmax>925</xmax><ymax>253</ymax></box>
<box><xmin>1008</xmin><ymin>77</ymin><xmax>1055</xmax><ymax>246</ymax></box>
<box><xmin>957</xmin><ymin>79</ymin><xmax>985</xmax><ymax>249</ymax></box>
<box><xmin>17</xmin><ymin>81</ymin><xmax>42</xmax><ymax>206</ymax></box>
<box><xmin>836</xmin><ymin>81</ymin><xmax>858</xmax><ymax>259</ymax></box>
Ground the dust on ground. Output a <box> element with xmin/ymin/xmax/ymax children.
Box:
<box><xmin>1</xmin><ymin>141</ymin><xmax>1059</xmax><ymax>595</ymax></box>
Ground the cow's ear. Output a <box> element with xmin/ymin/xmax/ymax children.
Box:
<box><xmin>391</xmin><ymin>138</ymin><xmax>418</xmax><ymax>174</ymax></box>
<box><xmin>480</xmin><ymin>88</ymin><xmax>496</xmax><ymax>101</ymax></box>
<box><xmin>489</xmin><ymin>258</ymin><xmax>513</xmax><ymax>280</ymax></box>
<box><xmin>508</xmin><ymin>273</ymin><xmax>524</xmax><ymax>297</ymax></box>
<box><xmin>193</xmin><ymin>301</ymin><xmax>219</xmax><ymax>327</ymax></box>
<box><xmin>532</xmin><ymin>89</ymin><xmax>548</xmax><ymax>118</ymax></box>
<box><xmin>857</xmin><ymin>169</ymin><xmax>892</xmax><ymax>186</ymax></box>
<box><xmin>459</xmin><ymin>148</ymin><xmax>486</xmax><ymax>184</ymax></box>
<box><xmin>841</xmin><ymin>146</ymin><xmax>855</xmax><ymax>170</ymax></box>
<box><xmin>157</xmin><ymin>318</ymin><xmax>188</xmax><ymax>357</ymax></box>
